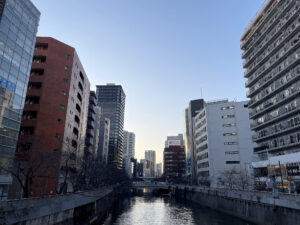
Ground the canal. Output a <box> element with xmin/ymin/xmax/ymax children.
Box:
<box><xmin>102</xmin><ymin>195</ymin><xmax>254</xmax><ymax>225</ymax></box>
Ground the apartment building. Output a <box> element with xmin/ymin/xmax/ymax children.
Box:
<box><xmin>84</xmin><ymin>91</ymin><xmax>101</xmax><ymax>160</ymax></box>
<box><xmin>193</xmin><ymin>100</ymin><xmax>254</xmax><ymax>188</ymax></box>
<box><xmin>97</xmin><ymin>117</ymin><xmax>110</xmax><ymax>164</ymax></box>
<box><xmin>184</xmin><ymin>99</ymin><xmax>205</xmax><ymax>183</ymax></box>
<box><xmin>15</xmin><ymin>37</ymin><xmax>90</xmax><ymax>197</ymax></box>
<box><xmin>0</xmin><ymin>0</ymin><xmax>40</xmax><ymax>199</ymax></box>
<box><xmin>145</xmin><ymin>150</ymin><xmax>156</xmax><ymax>177</ymax></box>
<box><xmin>164</xmin><ymin>135</ymin><xmax>186</xmax><ymax>181</ymax></box>
<box><xmin>241</xmin><ymin>0</ymin><xmax>300</xmax><ymax>185</ymax></box>
<box><xmin>123</xmin><ymin>130</ymin><xmax>135</xmax><ymax>178</ymax></box>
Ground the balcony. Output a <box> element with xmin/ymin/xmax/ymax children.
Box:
<box><xmin>22</xmin><ymin>111</ymin><xmax>37</xmax><ymax>120</ymax></box>
<box><xmin>253</xmin><ymin>118</ymin><xmax>300</xmax><ymax>142</ymax></box>
<box><xmin>242</xmin><ymin>0</ymin><xmax>294</xmax><ymax>58</ymax></box>
<box><xmin>244</xmin><ymin>3</ymin><xmax>300</xmax><ymax>79</ymax></box>
<box><xmin>246</xmin><ymin>42</ymin><xmax>300</xmax><ymax>89</ymax></box>
<box><xmin>250</xmin><ymin>83</ymin><xmax>300</xmax><ymax>120</ymax></box>
<box><xmin>25</xmin><ymin>96</ymin><xmax>40</xmax><ymax>105</ymax></box>
<box><xmin>32</xmin><ymin>55</ymin><xmax>46</xmax><ymax>64</ymax></box>
<box><xmin>241</xmin><ymin>0</ymin><xmax>281</xmax><ymax>51</ymax></box>
<box><xmin>251</xmin><ymin>98</ymin><xmax>300</xmax><ymax>130</ymax></box>
<box><xmin>249</xmin><ymin>71</ymin><xmax>300</xmax><ymax>110</ymax></box>
<box><xmin>30</xmin><ymin>68</ymin><xmax>44</xmax><ymax>76</ymax></box>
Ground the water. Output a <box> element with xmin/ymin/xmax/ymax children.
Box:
<box><xmin>102</xmin><ymin>196</ymin><xmax>253</xmax><ymax>225</ymax></box>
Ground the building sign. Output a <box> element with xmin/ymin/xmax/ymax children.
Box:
<box><xmin>287</xmin><ymin>165</ymin><xmax>300</xmax><ymax>176</ymax></box>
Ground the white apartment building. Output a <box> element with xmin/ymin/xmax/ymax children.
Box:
<box><xmin>193</xmin><ymin>100</ymin><xmax>254</xmax><ymax>188</ymax></box>
<box><xmin>123</xmin><ymin>130</ymin><xmax>135</xmax><ymax>178</ymax></box>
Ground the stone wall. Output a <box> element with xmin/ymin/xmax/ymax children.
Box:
<box><xmin>0</xmin><ymin>186</ymin><xmax>120</xmax><ymax>225</ymax></box>
<box><xmin>173</xmin><ymin>185</ymin><xmax>300</xmax><ymax>225</ymax></box>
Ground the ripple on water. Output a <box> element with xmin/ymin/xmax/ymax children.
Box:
<box><xmin>102</xmin><ymin>196</ymin><xmax>253</xmax><ymax>225</ymax></box>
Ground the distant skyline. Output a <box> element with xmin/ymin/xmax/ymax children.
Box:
<box><xmin>32</xmin><ymin>0</ymin><xmax>264</xmax><ymax>163</ymax></box>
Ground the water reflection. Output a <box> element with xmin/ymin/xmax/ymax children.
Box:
<box><xmin>103</xmin><ymin>196</ymin><xmax>253</xmax><ymax>225</ymax></box>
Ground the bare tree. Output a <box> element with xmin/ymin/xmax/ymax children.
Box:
<box><xmin>220</xmin><ymin>169</ymin><xmax>239</xmax><ymax>190</ymax></box>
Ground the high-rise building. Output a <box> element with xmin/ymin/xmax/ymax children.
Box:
<box><xmin>156</xmin><ymin>163</ymin><xmax>162</xmax><ymax>178</ymax></box>
<box><xmin>165</xmin><ymin>134</ymin><xmax>184</xmax><ymax>148</ymax></box>
<box><xmin>145</xmin><ymin>150</ymin><xmax>156</xmax><ymax>177</ymax></box>
<box><xmin>193</xmin><ymin>100</ymin><xmax>254</xmax><ymax>187</ymax></box>
<box><xmin>123</xmin><ymin>130</ymin><xmax>135</xmax><ymax>178</ymax></box>
<box><xmin>241</xmin><ymin>0</ymin><xmax>300</xmax><ymax>186</ymax></box>
<box><xmin>0</xmin><ymin>0</ymin><xmax>40</xmax><ymax>199</ymax></box>
<box><xmin>84</xmin><ymin>91</ymin><xmax>101</xmax><ymax>160</ymax></box>
<box><xmin>97</xmin><ymin>117</ymin><xmax>110</xmax><ymax>164</ymax></box>
<box><xmin>184</xmin><ymin>99</ymin><xmax>204</xmax><ymax>183</ymax></box>
<box><xmin>96</xmin><ymin>84</ymin><xmax>125</xmax><ymax>169</ymax></box>
<box><xmin>14</xmin><ymin>37</ymin><xmax>90</xmax><ymax>197</ymax></box>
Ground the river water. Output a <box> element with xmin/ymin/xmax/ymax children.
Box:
<box><xmin>102</xmin><ymin>196</ymin><xmax>253</xmax><ymax>225</ymax></box>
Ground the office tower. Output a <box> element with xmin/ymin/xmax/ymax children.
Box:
<box><xmin>164</xmin><ymin>135</ymin><xmax>186</xmax><ymax>181</ymax></box>
<box><xmin>193</xmin><ymin>100</ymin><xmax>254</xmax><ymax>187</ymax></box>
<box><xmin>96</xmin><ymin>84</ymin><xmax>125</xmax><ymax>169</ymax></box>
<box><xmin>156</xmin><ymin>163</ymin><xmax>162</xmax><ymax>178</ymax></box>
<box><xmin>123</xmin><ymin>130</ymin><xmax>135</xmax><ymax>178</ymax></box>
<box><xmin>184</xmin><ymin>99</ymin><xmax>204</xmax><ymax>184</ymax></box>
<box><xmin>145</xmin><ymin>150</ymin><xmax>156</xmax><ymax>177</ymax></box>
<box><xmin>97</xmin><ymin>118</ymin><xmax>110</xmax><ymax>164</ymax></box>
<box><xmin>14</xmin><ymin>37</ymin><xmax>90</xmax><ymax>197</ymax></box>
<box><xmin>0</xmin><ymin>0</ymin><xmax>40</xmax><ymax>199</ymax></box>
<box><xmin>140</xmin><ymin>159</ymin><xmax>151</xmax><ymax>178</ymax></box>
<box><xmin>84</xmin><ymin>91</ymin><xmax>101</xmax><ymax>159</ymax></box>
<box><xmin>241</xmin><ymin>0</ymin><xmax>300</xmax><ymax>186</ymax></box>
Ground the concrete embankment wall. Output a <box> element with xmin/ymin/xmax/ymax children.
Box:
<box><xmin>0</xmin><ymin>186</ymin><xmax>124</xmax><ymax>225</ymax></box>
<box><xmin>173</xmin><ymin>185</ymin><xmax>300</xmax><ymax>225</ymax></box>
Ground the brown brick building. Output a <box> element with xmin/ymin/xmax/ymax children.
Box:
<box><xmin>11</xmin><ymin>37</ymin><xmax>90</xmax><ymax>198</ymax></box>
<box><xmin>163</xmin><ymin>145</ymin><xmax>186</xmax><ymax>181</ymax></box>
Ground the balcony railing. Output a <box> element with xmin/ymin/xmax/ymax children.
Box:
<box><xmin>244</xmin><ymin>3</ymin><xmax>300</xmax><ymax>78</ymax></box>
<box><xmin>243</xmin><ymin>0</ymin><xmax>296</xmax><ymax>62</ymax></box>
<box><xmin>251</xmin><ymin>98</ymin><xmax>300</xmax><ymax>130</ymax></box>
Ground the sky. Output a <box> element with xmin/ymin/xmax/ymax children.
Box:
<box><xmin>31</xmin><ymin>0</ymin><xmax>264</xmax><ymax>164</ymax></box>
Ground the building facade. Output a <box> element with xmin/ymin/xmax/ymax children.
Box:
<box><xmin>123</xmin><ymin>130</ymin><xmax>135</xmax><ymax>178</ymax></box>
<box><xmin>15</xmin><ymin>37</ymin><xmax>90</xmax><ymax>197</ymax></box>
<box><xmin>193</xmin><ymin>100</ymin><xmax>254</xmax><ymax>188</ymax></box>
<box><xmin>96</xmin><ymin>84</ymin><xmax>125</xmax><ymax>169</ymax></box>
<box><xmin>145</xmin><ymin>150</ymin><xmax>156</xmax><ymax>177</ymax></box>
<box><xmin>97</xmin><ymin>117</ymin><xmax>110</xmax><ymax>164</ymax></box>
<box><xmin>84</xmin><ymin>91</ymin><xmax>100</xmax><ymax>160</ymax></box>
<box><xmin>0</xmin><ymin>0</ymin><xmax>40</xmax><ymax>199</ymax></box>
<box><xmin>156</xmin><ymin>163</ymin><xmax>162</xmax><ymax>178</ymax></box>
<box><xmin>241</xmin><ymin>0</ymin><xmax>300</xmax><ymax>188</ymax></box>
<box><xmin>184</xmin><ymin>99</ymin><xmax>204</xmax><ymax>183</ymax></box>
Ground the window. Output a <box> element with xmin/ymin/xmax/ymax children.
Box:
<box><xmin>63</xmin><ymin>78</ymin><xmax>68</xmax><ymax>83</ymax></box>
<box><xmin>55</xmin><ymin>133</ymin><xmax>61</xmax><ymax>139</ymax></box>
<box><xmin>224</xmin><ymin>142</ymin><xmax>238</xmax><ymax>145</ymax></box>
<box><xmin>223</xmin><ymin>132</ymin><xmax>237</xmax><ymax>136</ymax></box>
<box><xmin>225</xmin><ymin>151</ymin><xmax>239</xmax><ymax>155</ymax></box>
<box><xmin>61</xmin><ymin>91</ymin><xmax>66</xmax><ymax>96</ymax></box>
<box><xmin>222</xmin><ymin>115</ymin><xmax>235</xmax><ymax>119</ymax></box>
<box><xmin>66</xmin><ymin>54</ymin><xmax>71</xmax><ymax>59</ymax></box>
<box><xmin>59</xmin><ymin>105</ymin><xmax>64</xmax><ymax>109</ymax></box>
<box><xmin>226</xmin><ymin>161</ymin><xmax>240</xmax><ymax>164</ymax></box>
<box><xmin>221</xmin><ymin>106</ymin><xmax>234</xmax><ymax>110</ymax></box>
<box><xmin>64</xmin><ymin>66</ymin><xmax>69</xmax><ymax>71</ymax></box>
<box><xmin>58</xmin><ymin>119</ymin><xmax>63</xmax><ymax>124</ymax></box>
<box><xmin>223</xmin><ymin>123</ymin><xmax>236</xmax><ymax>127</ymax></box>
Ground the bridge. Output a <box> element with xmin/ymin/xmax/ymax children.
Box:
<box><xmin>131</xmin><ymin>182</ymin><xmax>170</xmax><ymax>189</ymax></box>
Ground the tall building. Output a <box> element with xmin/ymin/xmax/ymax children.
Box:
<box><xmin>15</xmin><ymin>37</ymin><xmax>90</xmax><ymax>197</ymax></box>
<box><xmin>241</xmin><ymin>0</ymin><xmax>300</xmax><ymax>186</ymax></box>
<box><xmin>123</xmin><ymin>130</ymin><xmax>135</xmax><ymax>178</ymax></box>
<box><xmin>193</xmin><ymin>100</ymin><xmax>254</xmax><ymax>187</ymax></box>
<box><xmin>184</xmin><ymin>99</ymin><xmax>204</xmax><ymax>183</ymax></box>
<box><xmin>84</xmin><ymin>91</ymin><xmax>101</xmax><ymax>160</ymax></box>
<box><xmin>96</xmin><ymin>84</ymin><xmax>125</xmax><ymax>169</ymax></box>
<box><xmin>145</xmin><ymin>150</ymin><xmax>156</xmax><ymax>177</ymax></box>
<box><xmin>0</xmin><ymin>0</ymin><xmax>40</xmax><ymax>199</ymax></box>
<box><xmin>164</xmin><ymin>140</ymin><xmax>186</xmax><ymax>181</ymax></box>
<box><xmin>165</xmin><ymin>134</ymin><xmax>184</xmax><ymax>148</ymax></box>
<box><xmin>156</xmin><ymin>163</ymin><xmax>162</xmax><ymax>178</ymax></box>
<box><xmin>97</xmin><ymin>117</ymin><xmax>110</xmax><ymax>164</ymax></box>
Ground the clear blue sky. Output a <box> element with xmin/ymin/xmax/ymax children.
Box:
<box><xmin>31</xmin><ymin>0</ymin><xmax>264</xmax><ymax>163</ymax></box>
